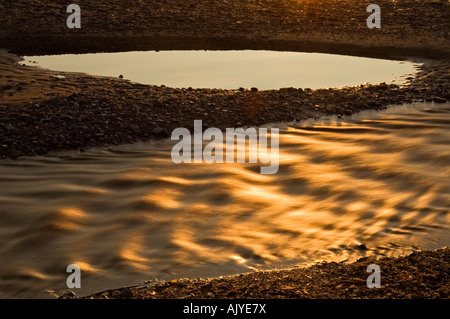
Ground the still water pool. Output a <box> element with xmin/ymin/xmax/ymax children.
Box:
<box><xmin>24</xmin><ymin>50</ymin><xmax>419</xmax><ymax>89</ymax></box>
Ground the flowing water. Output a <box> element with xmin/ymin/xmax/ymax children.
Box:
<box><xmin>0</xmin><ymin>102</ymin><xmax>449</xmax><ymax>298</ymax></box>
<box><xmin>23</xmin><ymin>50</ymin><xmax>419</xmax><ymax>89</ymax></box>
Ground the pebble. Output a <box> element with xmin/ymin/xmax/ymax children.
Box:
<box><xmin>152</xmin><ymin>127</ymin><xmax>169</xmax><ymax>137</ymax></box>
<box><xmin>433</xmin><ymin>97</ymin><xmax>447</xmax><ymax>103</ymax></box>
<box><xmin>357</xmin><ymin>244</ymin><xmax>368</xmax><ymax>251</ymax></box>
<box><xmin>0</xmin><ymin>57</ymin><xmax>447</xmax><ymax>161</ymax></box>
<box><xmin>120</xmin><ymin>288</ymin><xmax>133</xmax><ymax>298</ymax></box>
<box><xmin>61</xmin><ymin>291</ymin><xmax>76</xmax><ymax>299</ymax></box>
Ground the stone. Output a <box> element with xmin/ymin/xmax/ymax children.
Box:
<box><xmin>357</xmin><ymin>244</ymin><xmax>368</xmax><ymax>251</ymax></box>
<box><xmin>9</xmin><ymin>149</ymin><xmax>21</xmax><ymax>158</ymax></box>
<box><xmin>433</xmin><ymin>97</ymin><xmax>446</xmax><ymax>103</ymax></box>
<box><xmin>130</xmin><ymin>124</ymin><xmax>140</xmax><ymax>132</ymax></box>
<box><xmin>61</xmin><ymin>291</ymin><xmax>76</xmax><ymax>299</ymax></box>
<box><xmin>152</xmin><ymin>127</ymin><xmax>169</xmax><ymax>137</ymax></box>
<box><xmin>120</xmin><ymin>288</ymin><xmax>133</xmax><ymax>298</ymax></box>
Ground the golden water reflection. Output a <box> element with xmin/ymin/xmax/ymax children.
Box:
<box><xmin>23</xmin><ymin>51</ymin><xmax>419</xmax><ymax>89</ymax></box>
<box><xmin>0</xmin><ymin>103</ymin><xmax>448</xmax><ymax>298</ymax></box>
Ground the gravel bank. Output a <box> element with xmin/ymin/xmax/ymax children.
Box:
<box><xmin>0</xmin><ymin>0</ymin><xmax>449</xmax><ymax>159</ymax></box>
<box><xmin>78</xmin><ymin>248</ymin><xmax>449</xmax><ymax>299</ymax></box>
<box><xmin>0</xmin><ymin>1</ymin><xmax>448</xmax><ymax>299</ymax></box>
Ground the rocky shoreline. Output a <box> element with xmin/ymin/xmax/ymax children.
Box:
<box><xmin>76</xmin><ymin>248</ymin><xmax>449</xmax><ymax>299</ymax></box>
<box><xmin>0</xmin><ymin>0</ymin><xmax>449</xmax><ymax>299</ymax></box>
<box><xmin>1</xmin><ymin>1</ymin><xmax>449</xmax><ymax>159</ymax></box>
<box><xmin>2</xmin><ymin>1</ymin><xmax>449</xmax><ymax>58</ymax></box>
<box><xmin>0</xmin><ymin>53</ymin><xmax>449</xmax><ymax>159</ymax></box>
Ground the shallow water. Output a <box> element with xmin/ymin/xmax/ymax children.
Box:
<box><xmin>0</xmin><ymin>102</ymin><xmax>449</xmax><ymax>298</ymax></box>
<box><xmin>23</xmin><ymin>50</ymin><xmax>419</xmax><ymax>89</ymax></box>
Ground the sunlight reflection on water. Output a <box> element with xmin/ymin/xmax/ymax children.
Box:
<box><xmin>0</xmin><ymin>102</ymin><xmax>448</xmax><ymax>298</ymax></box>
<box><xmin>24</xmin><ymin>50</ymin><xmax>419</xmax><ymax>89</ymax></box>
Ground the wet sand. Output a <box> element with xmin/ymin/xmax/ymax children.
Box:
<box><xmin>0</xmin><ymin>0</ymin><xmax>449</xmax><ymax>298</ymax></box>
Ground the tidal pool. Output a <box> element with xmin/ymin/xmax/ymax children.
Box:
<box><xmin>23</xmin><ymin>50</ymin><xmax>420</xmax><ymax>89</ymax></box>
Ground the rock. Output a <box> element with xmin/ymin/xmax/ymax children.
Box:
<box><xmin>433</xmin><ymin>97</ymin><xmax>446</xmax><ymax>103</ymax></box>
<box><xmin>130</xmin><ymin>124</ymin><xmax>140</xmax><ymax>132</ymax></box>
<box><xmin>61</xmin><ymin>115</ymin><xmax>74</xmax><ymax>121</ymax></box>
<box><xmin>152</xmin><ymin>127</ymin><xmax>169</xmax><ymax>138</ymax></box>
<box><xmin>343</xmin><ymin>109</ymin><xmax>352</xmax><ymax>116</ymax></box>
<box><xmin>251</xmin><ymin>87</ymin><xmax>258</xmax><ymax>92</ymax></box>
<box><xmin>200</xmin><ymin>283</ymin><xmax>213</xmax><ymax>291</ymax></box>
<box><xmin>6</xmin><ymin>124</ymin><xmax>15</xmax><ymax>131</ymax></box>
<box><xmin>118</xmin><ymin>75</ymin><xmax>124</xmax><ymax>79</ymax></box>
<box><xmin>100</xmin><ymin>292</ymin><xmax>109</xmax><ymax>299</ymax></box>
<box><xmin>120</xmin><ymin>288</ymin><xmax>133</xmax><ymax>298</ymax></box>
<box><xmin>356</xmin><ymin>244</ymin><xmax>368</xmax><ymax>251</ymax></box>
<box><xmin>153</xmin><ymin>101</ymin><xmax>164</xmax><ymax>108</ymax></box>
<box><xmin>61</xmin><ymin>291</ymin><xmax>76</xmax><ymax>299</ymax></box>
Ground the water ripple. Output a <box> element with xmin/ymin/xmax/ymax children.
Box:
<box><xmin>0</xmin><ymin>102</ymin><xmax>449</xmax><ymax>298</ymax></box>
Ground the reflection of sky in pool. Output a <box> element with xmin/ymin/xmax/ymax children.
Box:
<box><xmin>24</xmin><ymin>50</ymin><xmax>419</xmax><ymax>90</ymax></box>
